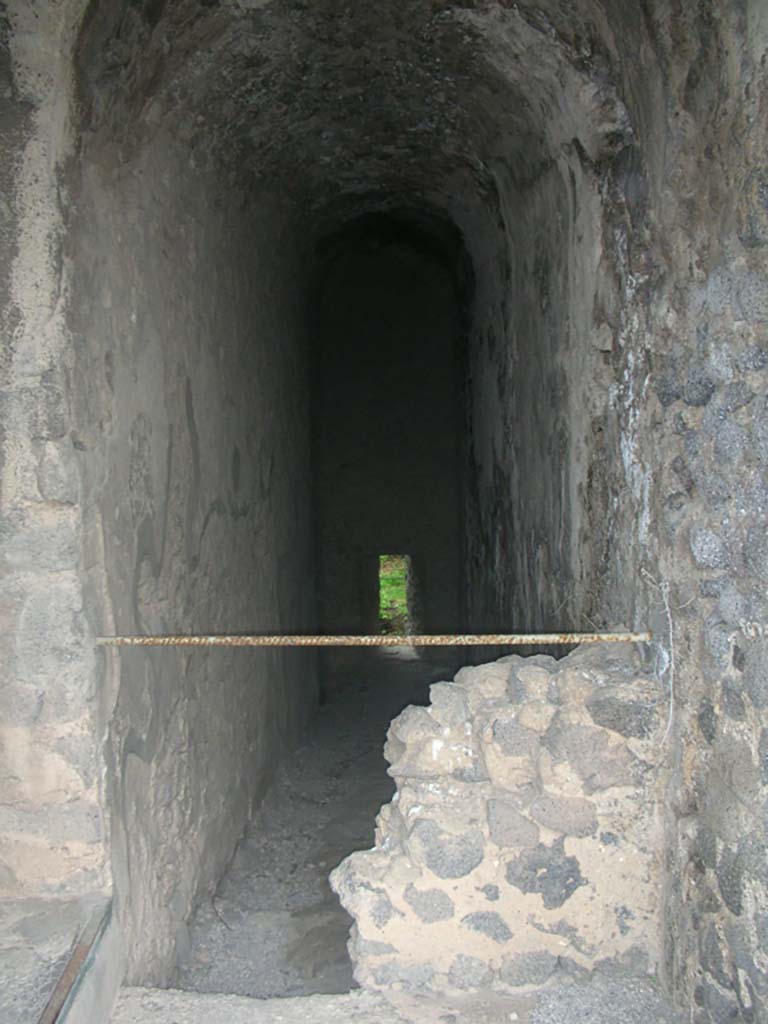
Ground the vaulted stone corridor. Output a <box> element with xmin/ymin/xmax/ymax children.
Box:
<box><xmin>1</xmin><ymin>2</ymin><xmax>768</xmax><ymax>1023</ymax></box>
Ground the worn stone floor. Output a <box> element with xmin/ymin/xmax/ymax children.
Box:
<box><xmin>176</xmin><ymin>648</ymin><xmax>447</xmax><ymax>999</ymax></box>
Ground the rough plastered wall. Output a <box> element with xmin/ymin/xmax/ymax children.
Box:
<box><xmin>459</xmin><ymin>8</ymin><xmax>650</xmax><ymax>640</ymax></box>
<box><xmin>332</xmin><ymin>644</ymin><xmax>665</xmax><ymax>993</ymax></box>
<box><xmin>313</xmin><ymin>219</ymin><xmax>463</xmax><ymax>640</ymax></box>
<box><xmin>66</xmin><ymin>124</ymin><xmax>319</xmax><ymax>982</ymax></box>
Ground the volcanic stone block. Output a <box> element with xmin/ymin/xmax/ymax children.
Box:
<box><xmin>690</xmin><ymin>525</ymin><xmax>728</xmax><ymax>569</ymax></box>
<box><xmin>716</xmin><ymin>846</ymin><xmax>744</xmax><ymax>916</ymax></box>
<box><xmin>370</xmin><ymin>892</ymin><xmax>396</xmax><ymax>929</ymax></box>
<box><xmin>461</xmin><ymin>911</ymin><xmax>512</xmax><ymax>943</ymax></box>
<box><xmin>492</xmin><ymin>717</ymin><xmax>539</xmax><ymax>757</ymax></box>
<box><xmin>543</xmin><ymin>715</ymin><xmax>636</xmax><ymax>792</ymax></box>
<box><xmin>585</xmin><ymin>696</ymin><xmax>656</xmax><ymax>738</ymax></box>
<box><xmin>683</xmin><ymin>370</ymin><xmax>716</xmax><ymax>407</ymax></box>
<box><xmin>370</xmin><ymin>960</ymin><xmax>434</xmax><ymax>990</ymax></box>
<box><xmin>428</xmin><ymin>682</ymin><xmax>470</xmax><ymax>729</ymax></box>
<box><xmin>743</xmin><ymin>642</ymin><xmax>768</xmax><ymax>709</ymax></box>
<box><xmin>487</xmin><ymin>798</ymin><xmax>539</xmax><ymax>848</ymax></box>
<box><xmin>505</xmin><ymin>839</ymin><xmax>587</xmax><ymax>909</ymax></box>
<box><xmin>403</xmin><ymin>885</ymin><xmax>454</xmax><ymax>923</ymax></box>
<box><xmin>528</xmin><ymin>794</ymin><xmax>597</xmax><ymax>837</ymax></box>
<box><xmin>407</xmin><ymin>820</ymin><xmax>485</xmax><ymax>879</ymax></box>
<box><xmin>449</xmin><ymin>954</ymin><xmax>494</xmax><ymax>990</ymax></box>
<box><xmin>499</xmin><ymin>950</ymin><xmax>558</xmax><ymax>987</ymax></box>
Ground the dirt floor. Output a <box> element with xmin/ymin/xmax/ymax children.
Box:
<box><xmin>177</xmin><ymin>648</ymin><xmax>447</xmax><ymax>998</ymax></box>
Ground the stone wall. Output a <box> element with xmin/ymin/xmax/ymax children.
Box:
<box><xmin>331</xmin><ymin>643</ymin><xmax>664</xmax><ymax>994</ymax></box>
<box><xmin>0</xmin><ymin>0</ymin><xmax>105</xmax><ymax>902</ymax></box>
<box><xmin>624</xmin><ymin>9</ymin><xmax>768</xmax><ymax>1021</ymax></box>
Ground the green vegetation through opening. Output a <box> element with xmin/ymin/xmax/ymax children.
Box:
<box><xmin>379</xmin><ymin>554</ymin><xmax>410</xmax><ymax>634</ymax></box>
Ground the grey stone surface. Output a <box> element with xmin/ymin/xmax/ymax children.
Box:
<box><xmin>721</xmin><ymin>381</ymin><xmax>755</xmax><ymax>412</ymax></box>
<box><xmin>390</xmin><ymin>707</ymin><xmax>442</xmax><ymax>745</ymax></box>
<box><xmin>586</xmin><ymin>697</ymin><xmax>656</xmax><ymax>739</ymax></box>
<box><xmin>0</xmin><ymin>507</ymin><xmax>78</xmax><ymax>573</ymax></box>
<box><xmin>492</xmin><ymin>719</ymin><xmax>539</xmax><ymax>758</ymax></box>
<box><xmin>697</xmin><ymin>699</ymin><xmax>717</xmax><ymax>744</ymax></box>
<box><xmin>695</xmin><ymin>826</ymin><xmax>719</xmax><ymax>872</ymax></box>
<box><xmin>720</xmin><ymin>683</ymin><xmax>746</xmax><ymax>721</ymax></box>
<box><xmin>355</xmin><ymin>937</ymin><xmax>397</xmax><ymax>957</ymax></box>
<box><xmin>403</xmin><ymin>886</ymin><xmax>454</xmax><ymax>924</ymax></box>
<box><xmin>543</xmin><ymin>718</ymin><xmax>635</xmax><ymax>793</ymax></box>
<box><xmin>427</xmin><ymin>684</ymin><xmax>470</xmax><ymax>730</ymax></box>
<box><xmin>499</xmin><ymin>951</ymin><xmax>558</xmax><ymax>988</ymax></box>
<box><xmin>505</xmin><ymin>840</ymin><xmax>587</xmax><ymax>910</ymax></box>
<box><xmin>460</xmin><ymin>911</ymin><xmax>512</xmax><ymax>944</ymax></box>
<box><xmin>742</xmin><ymin>642</ymin><xmax>768</xmax><ymax>709</ymax></box>
<box><xmin>736</xmin><ymin>831</ymin><xmax>768</xmax><ymax>887</ymax></box>
<box><xmin>408</xmin><ymin>821</ymin><xmax>485</xmax><ymax>880</ymax></box>
<box><xmin>487</xmin><ymin>799</ymin><xmax>540</xmax><ymax>848</ymax></box>
<box><xmin>683</xmin><ymin>370</ymin><xmax>716</xmax><ymax>407</ymax></box>
<box><xmin>528</xmin><ymin>795</ymin><xmax>597</xmax><ymax>838</ymax></box>
<box><xmin>697</xmin><ymin>979</ymin><xmax>741</xmax><ymax>1023</ymax></box>
<box><xmin>759</xmin><ymin>729</ymin><xmax>768</xmax><ymax>785</ymax></box>
<box><xmin>448</xmin><ymin>954</ymin><xmax>494</xmax><ymax>990</ymax></box>
<box><xmin>700</xmin><ymin>925</ymin><xmax>730</xmax><ymax>989</ymax></box>
<box><xmin>529</xmin><ymin>975</ymin><xmax>683</xmax><ymax>1023</ymax></box>
<box><xmin>736</xmin><ymin>346</ymin><xmax>768</xmax><ymax>372</ymax></box>
<box><xmin>690</xmin><ymin>527</ymin><xmax>728</xmax><ymax>570</ymax></box>
<box><xmin>370</xmin><ymin>961</ymin><xmax>434</xmax><ymax>990</ymax></box>
<box><xmin>716</xmin><ymin>847</ymin><xmax>744</xmax><ymax>917</ymax></box>
<box><xmin>371</xmin><ymin>893</ymin><xmax>397</xmax><ymax>929</ymax></box>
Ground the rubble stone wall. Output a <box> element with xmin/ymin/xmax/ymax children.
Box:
<box><xmin>332</xmin><ymin>644</ymin><xmax>665</xmax><ymax>994</ymax></box>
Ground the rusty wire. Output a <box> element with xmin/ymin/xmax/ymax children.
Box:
<box><xmin>96</xmin><ymin>631</ymin><xmax>652</xmax><ymax>648</ymax></box>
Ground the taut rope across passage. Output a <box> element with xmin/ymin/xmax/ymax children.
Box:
<box><xmin>96</xmin><ymin>631</ymin><xmax>652</xmax><ymax>648</ymax></box>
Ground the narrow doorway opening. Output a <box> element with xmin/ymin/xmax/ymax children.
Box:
<box><xmin>378</xmin><ymin>554</ymin><xmax>414</xmax><ymax>634</ymax></box>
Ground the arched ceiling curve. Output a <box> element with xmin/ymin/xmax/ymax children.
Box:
<box><xmin>75</xmin><ymin>0</ymin><xmax>634</xmax><ymax>229</ymax></box>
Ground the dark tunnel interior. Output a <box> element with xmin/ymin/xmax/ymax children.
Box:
<box><xmin>312</xmin><ymin>211</ymin><xmax>471</xmax><ymax>653</ymax></box>
<box><xmin>51</xmin><ymin>0</ymin><xmax>686</xmax><ymax>999</ymax></box>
